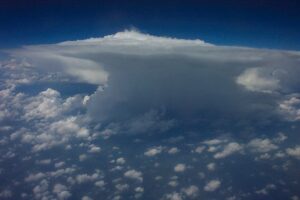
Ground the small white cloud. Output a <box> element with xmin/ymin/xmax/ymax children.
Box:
<box><xmin>76</xmin><ymin>173</ymin><xmax>99</xmax><ymax>184</ymax></box>
<box><xmin>124</xmin><ymin>169</ymin><xmax>143</xmax><ymax>182</ymax></box>
<box><xmin>168</xmin><ymin>180</ymin><xmax>178</xmax><ymax>187</ymax></box>
<box><xmin>214</xmin><ymin>142</ymin><xmax>243</xmax><ymax>159</ymax></box>
<box><xmin>164</xmin><ymin>192</ymin><xmax>182</xmax><ymax>200</ymax></box>
<box><xmin>144</xmin><ymin>146</ymin><xmax>163</xmax><ymax>157</ymax></box>
<box><xmin>36</xmin><ymin>159</ymin><xmax>52</xmax><ymax>165</ymax></box>
<box><xmin>182</xmin><ymin>185</ymin><xmax>199</xmax><ymax>198</ymax></box>
<box><xmin>203</xmin><ymin>139</ymin><xmax>226</xmax><ymax>145</ymax></box>
<box><xmin>194</xmin><ymin>146</ymin><xmax>205</xmax><ymax>154</ymax></box>
<box><xmin>174</xmin><ymin>164</ymin><xmax>186</xmax><ymax>172</ymax></box>
<box><xmin>79</xmin><ymin>154</ymin><xmax>87</xmax><ymax>162</ymax></box>
<box><xmin>135</xmin><ymin>187</ymin><xmax>144</xmax><ymax>193</ymax></box>
<box><xmin>168</xmin><ymin>147</ymin><xmax>180</xmax><ymax>154</ymax></box>
<box><xmin>82</xmin><ymin>196</ymin><xmax>93</xmax><ymax>200</ymax></box>
<box><xmin>55</xmin><ymin>161</ymin><xmax>65</xmax><ymax>168</ymax></box>
<box><xmin>207</xmin><ymin>163</ymin><xmax>216</xmax><ymax>171</ymax></box>
<box><xmin>236</xmin><ymin>67</ymin><xmax>279</xmax><ymax>93</ymax></box>
<box><xmin>286</xmin><ymin>146</ymin><xmax>300</xmax><ymax>159</ymax></box>
<box><xmin>25</xmin><ymin>172</ymin><xmax>46</xmax><ymax>182</ymax></box>
<box><xmin>204</xmin><ymin>179</ymin><xmax>221</xmax><ymax>192</ymax></box>
<box><xmin>115</xmin><ymin>183</ymin><xmax>129</xmax><ymax>192</ymax></box>
<box><xmin>82</xmin><ymin>95</ymin><xmax>90</xmax><ymax>106</ymax></box>
<box><xmin>255</xmin><ymin>184</ymin><xmax>276</xmax><ymax>195</ymax></box>
<box><xmin>88</xmin><ymin>145</ymin><xmax>101</xmax><ymax>153</ymax></box>
<box><xmin>279</xmin><ymin>95</ymin><xmax>300</xmax><ymax>121</ymax></box>
<box><xmin>116</xmin><ymin>157</ymin><xmax>126</xmax><ymax>165</ymax></box>
<box><xmin>248</xmin><ymin>138</ymin><xmax>278</xmax><ymax>153</ymax></box>
<box><xmin>95</xmin><ymin>180</ymin><xmax>105</xmax><ymax>188</ymax></box>
<box><xmin>53</xmin><ymin>184</ymin><xmax>71</xmax><ymax>200</ymax></box>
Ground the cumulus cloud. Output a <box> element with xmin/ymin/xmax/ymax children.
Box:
<box><xmin>7</xmin><ymin>30</ymin><xmax>300</xmax><ymax>132</ymax></box>
<box><xmin>168</xmin><ymin>147</ymin><xmax>180</xmax><ymax>154</ymax></box>
<box><xmin>53</xmin><ymin>184</ymin><xmax>72</xmax><ymax>200</ymax></box>
<box><xmin>116</xmin><ymin>157</ymin><xmax>126</xmax><ymax>165</ymax></box>
<box><xmin>174</xmin><ymin>163</ymin><xmax>186</xmax><ymax>172</ymax></box>
<box><xmin>144</xmin><ymin>146</ymin><xmax>163</xmax><ymax>157</ymax></box>
<box><xmin>164</xmin><ymin>192</ymin><xmax>183</xmax><ymax>200</ymax></box>
<box><xmin>204</xmin><ymin>179</ymin><xmax>221</xmax><ymax>192</ymax></box>
<box><xmin>182</xmin><ymin>185</ymin><xmax>199</xmax><ymax>198</ymax></box>
<box><xmin>88</xmin><ymin>144</ymin><xmax>101</xmax><ymax>153</ymax></box>
<box><xmin>76</xmin><ymin>173</ymin><xmax>99</xmax><ymax>184</ymax></box>
<box><xmin>236</xmin><ymin>67</ymin><xmax>280</xmax><ymax>93</ymax></box>
<box><xmin>214</xmin><ymin>142</ymin><xmax>243</xmax><ymax>159</ymax></box>
<box><xmin>255</xmin><ymin>184</ymin><xmax>276</xmax><ymax>195</ymax></box>
<box><xmin>124</xmin><ymin>169</ymin><xmax>143</xmax><ymax>182</ymax></box>
<box><xmin>279</xmin><ymin>95</ymin><xmax>300</xmax><ymax>121</ymax></box>
<box><xmin>286</xmin><ymin>146</ymin><xmax>300</xmax><ymax>159</ymax></box>
<box><xmin>24</xmin><ymin>88</ymin><xmax>62</xmax><ymax>119</ymax></box>
<box><xmin>25</xmin><ymin>172</ymin><xmax>46</xmax><ymax>182</ymax></box>
<box><xmin>207</xmin><ymin>162</ymin><xmax>216</xmax><ymax>171</ymax></box>
<box><xmin>248</xmin><ymin>138</ymin><xmax>278</xmax><ymax>153</ymax></box>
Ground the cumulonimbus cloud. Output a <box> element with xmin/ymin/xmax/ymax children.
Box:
<box><xmin>7</xmin><ymin>30</ymin><xmax>300</xmax><ymax>132</ymax></box>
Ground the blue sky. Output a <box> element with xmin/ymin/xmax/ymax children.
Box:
<box><xmin>1</xmin><ymin>0</ymin><xmax>300</xmax><ymax>49</ymax></box>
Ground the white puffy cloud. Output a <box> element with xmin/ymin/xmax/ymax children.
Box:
<box><xmin>33</xmin><ymin>179</ymin><xmax>49</xmax><ymax>199</ymax></box>
<box><xmin>286</xmin><ymin>146</ymin><xmax>300</xmax><ymax>159</ymax></box>
<box><xmin>82</xmin><ymin>196</ymin><xmax>93</xmax><ymax>200</ymax></box>
<box><xmin>207</xmin><ymin>162</ymin><xmax>216</xmax><ymax>171</ymax></box>
<box><xmin>53</xmin><ymin>184</ymin><xmax>72</xmax><ymax>200</ymax></box>
<box><xmin>50</xmin><ymin>116</ymin><xmax>90</xmax><ymax>138</ymax></box>
<box><xmin>25</xmin><ymin>172</ymin><xmax>46</xmax><ymax>182</ymax></box>
<box><xmin>248</xmin><ymin>138</ymin><xmax>278</xmax><ymax>153</ymax></box>
<box><xmin>115</xmin><ymin>183</ymin><xmax>129</xmax><ymax>192</ymax></box>
<box><xmin>203</xmin><ymin>139</ymin><xmax>227</xmax><ymax>146</ymax></box>
<box><xmin>255</xmin><ymin>184</ymin><xmax>276</xmax><ymax>195</ymax></box>
<box><xmin>182</xmin><ymin>185</ymin><xmax>199</xmax><ymax>198</ymax></box>
<box><xmin>204</xmin><ymin>179</ymin><xmax>221</xmax><ymax>192</ymax></box>
<box><xmin>214</xmin><ymin>142</ymin><xmax>243</xmax><ymax>159</ymax></box>
<box><xmin>168</xmin><ymin>180</ymin><xmax>179</xmax><ymax>187</ymax></box>
<box><xmin>76</xmin><ymin>173</ymin><xmax>99</xmax><ymax>184</ymax></box>
<box><xmin>194</xmin><ymin>146</ymin><xmax>205</xmax><ymax>154</ymax></box>
<box><xmin>236</xmin><ymin>67</ymin><xmax>279</xmax><ymax>93</ymax></box>
<box><xmin>279</xmin><ymin>95</ymin><xmax>300</xmax><ymax>121</ymax></box>
<box><xmin>174</xmin><ymin>164</ymin><xmax>186</xmax><ymax>172</ymax></box>
<box><xmin>79</xmin><ymin>154</ymin><xmax>87</xmax><ymax>162</ymax></box>
<box><xmin>144</xmin><ymin>146</ymin><xmax>163</xmax><ymax>157</ymax></box>
<box><xmin>88</xmin><ymin>145</ymin><xmax>101</xmax><ymax>153</ymax></box>
<box><xmin>95</xmin><ymin>180</ymin><xmax>105</xmax><ymax>188</ymax></box>
<box><xmin>164</xmin><ymin>192</ymin><xmax>182</xmax><ymax>200</ymax></box>
<box><xmin>24</xmin><ymin>88</ymin><xmax>62</xmax><ymax>120</ymax></box>
<box><xmin>116</xmin><ymin>157</ymin><xmax>126</xmax><ymax>165</ymax></box>
<box><xmin>168</xmin><ymin>147</ymin><xmax>180</xmax><ymax>154</ymax></box>
<box><xmin>124</xmin><ymin>169</ymin><xmax>143</xmax><ymax>182</ymax></box>
<box><xmin>135</xmin><ymin>186</ymin><xmax>144</xmax><ymax>193</ymax></box>
<box><xmin>55</xmin><ymin>161</ymin><xmax>65</xmax><ymax>168</ymax></box>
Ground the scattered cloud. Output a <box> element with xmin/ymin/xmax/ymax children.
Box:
<box><xmin>174</xmin><ymin>164</ymin><xmax>186</xmax><ymax>172</ymax></box>
<box><xmin>124</xmin><ymin>169</ymin><xmax>143</xmax><ymax>182</ymax></box>
<box><xmin>214</xmin><ymin>142</ymin><xmax>243</xmax><ymax>159</ymax></box>
<box><xmin>204</xmin><ymin>179</ymin><xmax>221</xmax><ymax>192</ymax></box>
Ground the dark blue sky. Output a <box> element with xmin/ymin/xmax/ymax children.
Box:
<box><xmin>1</xmin><ymin>0</ymin><xmax>300</xmax><ymax>50</ymax></box>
